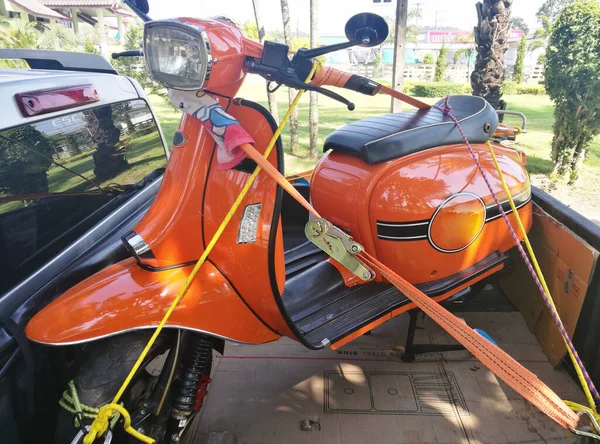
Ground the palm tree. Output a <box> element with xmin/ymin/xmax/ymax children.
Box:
<box><xmin>280</xmin><ymin>0</ymin><xmax>299</xmax><ymax>155</ymax></box>
<box><xmin>309</xmin><ymin>0</ymin><xmax>319</xmax><ymax>159</ymax></box>
<box><xmin>471</xmin><ymin>0</ymin><xmax>513</xmax><ymax>109</ymax></box>
<box><xmin>527</xmin><ymin>15</ymin><xmax>552</xmax><ymax>60</ymax></box>
<box><xmin>252</xmin><ymin>0</ymin><xmax>280</xmax><ymax>125</ymax></box>
<box><xmin>0</xmin><ymin>18</ymin><xmax>39</xmax><ymax>49</ymax></box>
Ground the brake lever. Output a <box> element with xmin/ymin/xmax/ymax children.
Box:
<box><xmin>285</xmin><ymin>76</ymin><xmax>356</xmax><ymax>111</ymax></box>
<box><xmin>245</xmin><ymin>58</ymin><xmax>355</xmax><ymax>110</ymax></box>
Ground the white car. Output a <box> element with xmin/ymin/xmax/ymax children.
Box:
<box><xmin>0</xmin><ymin>49</ymin><xmax>169</xmax><ymax>444</ymax></box>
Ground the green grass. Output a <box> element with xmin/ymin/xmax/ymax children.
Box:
<box><xmin>151</xmin><ymin>78</ymin><xmax>598</xmax><ymax>176</ymax></box>
<box><xmin>150</xmin><ymin>79</ymin><xmax>600</xmax><ymax>220</ymax></box>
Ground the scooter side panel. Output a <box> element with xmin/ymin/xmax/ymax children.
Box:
<box><xmin>25</xmin><ymin>257</ymin><xmax>281</xmax><ymax>345</ymax></box>
<box><xmin>311</xmin><ymin>143</ymin><xmax>532</xmax><ymax>284</ymax></box>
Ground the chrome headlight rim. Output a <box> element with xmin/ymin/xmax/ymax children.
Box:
<box><xmin>143</xmin><ymin>19</ymin><xmax>213</xmax><ymax>91</ymax></box>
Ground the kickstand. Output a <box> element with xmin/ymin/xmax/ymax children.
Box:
<box><xmin>401</xmin><ymin>309</ymin><xmax>466</xmax><ymax>362</ymax></box>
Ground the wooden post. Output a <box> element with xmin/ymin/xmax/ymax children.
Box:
<box><xmin>71</xmin><ymin>8</ymin><xmax>79</xmax><ymax>34</ymax></box>
<box><xmin>96</xmin><ymin>8</ymin><xmax>107</xmax><ymax>58</ymax></box>
<box><xmin>391</xmin><ymin>0</ymin><xmax>409</xmax><ymax>113</ymax></box>
<box><xmin>117</xmin><ymin>15</ymin><xmax>124</xmax><ymax>43</ymax></box>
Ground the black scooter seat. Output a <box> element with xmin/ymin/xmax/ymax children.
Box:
<box><xmin>323</xmin><ymin>95</ymin><xmax>499</xmax><ymax>164</ymax></box>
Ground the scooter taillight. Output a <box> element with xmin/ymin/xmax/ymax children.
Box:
<box><xmin>15</xmin><ymin>84</ymin><xmax>99</xmax><ymax>117</ymax></box>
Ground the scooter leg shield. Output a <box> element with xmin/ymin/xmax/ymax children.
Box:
<box><xmin>25</xmin><ymin>257</ymin><xmax>280</xmax><ymax>345</ymax></box>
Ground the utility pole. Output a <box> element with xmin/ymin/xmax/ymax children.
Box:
<box><xmin>414</xmin><ymin>2</ymin><xmax>423</xmax><ymax>26</ymax></box>
<box><xmin>434</xmin><ymin>10</ymin><xmax>446</xmax><ymax>29</ymax></box>
<box><xmin>391</xmin><ymin>0</ymin><xmax>409</xmax><ymax>112</ymax></box>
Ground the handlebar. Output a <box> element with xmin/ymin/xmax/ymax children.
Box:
<box><xmin>311</xmin><ymin>66</ymin><xmax>381</xmax><ymax>96</ymax></box>
<box><xmin>245</xmin><ymin>58</ymin><xmax>384</xmax><ymax>111</ymax></box>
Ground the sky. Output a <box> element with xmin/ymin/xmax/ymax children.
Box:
<box><xmin>147</xmin><ymin>0</ymin><xmax>544</xmax><ymax>35</ymax></box>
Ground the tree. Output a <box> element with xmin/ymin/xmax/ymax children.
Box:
<box><xmin>111</xmin><ymin>24</ymin><xmax>165</xmax><ymax>100</ymax></box>
<box><xmin>242</xmin><ymin>20</ymin><xmax>260</xmax><ymax>41</ymax></box>
<box><xmin>453</xmin><ymin>48</ymin><xmax>468</xmax><ymax>65</ymax></box>
<box><xmin>280</xmin><ymin>0</ymin><xmax>299</xmax><ymax>155</ymax></box>
<box><xmin>309</xmin><ymin>0</ymin><xmax>319</xmax><ymax>159</ymax></box>
<box><xmin>251</xmin><ymin>0</ymin><xmax>280</xmax><ymax>125</ymax></box>
<box><xmin>434</xmin><ymin>41</ymin><xmax>448</xmax><ymax>81</ymax></box>
<box><xmin>471</xmin><ymin>0</ymin><xmax>513</xmax><ymax>109</ymax></box>
<box><xmin>422</xmin><ymin>53</ymin><xmax>434</xmax><ymax>64</ymax></box>
<box><xmin>88</xmin><ymin>106</ymin><xmax>128</xmax><ymax>181</ymax></box>
<box><xmin>37</xmin><ymin>22</ymin><xmax>80</xmax><ymax>51</ymax></box>
<box><xmin>513</xmin><ymin>35</ymin><xmax>526</xmax><ymax>83</ymax></box>
<box><xmin>385</xmin><ymin>8</ymin><xmax>422</xmax><ymax>45</ymax></box>
<box><xmin>545</xmin><ymin>0</ymin><xmax>600</xmax><ymax>183</ymax></box>
<box><xmin>537</xmin><ymin>0</ymin><xmax>576</xmax><ymax>23</ymax></box>
<box><xmin>0</xmin><ymin>125</ymin><xmax>53</xmax><ymax>196</ymax></box>
<box><xmin>509</xmin><ymin>16</ymin><xmax>530</xmax><ymax>35</ymax></box>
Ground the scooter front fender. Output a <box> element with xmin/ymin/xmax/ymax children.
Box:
<box><xmin>25</xmin><ymin>257</ymin><xmax>281</xmax><ymax>345</ymax></box>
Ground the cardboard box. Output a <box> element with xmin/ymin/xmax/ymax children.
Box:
<box><xmin>535</xmin><ymin>257</ymin><xmax>591</xmax><ymax>367</ymax></box>
<box><xmin>501</xmin><ymin>203</ymin><xmax>599</xmax><ymax>367</ymax></box>
<box><xmin>499</xmin><ymin>225</ymin><xmax>557</xmax><ymax>332</ymax></box>
<box><xmin>185</xmin><ymin>313</ymin><xmax>586</xmax><ymax>444</ymax></box>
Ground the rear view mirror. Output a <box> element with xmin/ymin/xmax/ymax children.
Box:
<box><xmin>345</xmin><ymin>13</ymin><xmax>389</xmax><ymax>47</ymax></box>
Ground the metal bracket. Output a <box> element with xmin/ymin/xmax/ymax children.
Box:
<box><xmin>305</xmin><ymin>218</ymin><xmax>375</xmax><ymax>282</ymax></box>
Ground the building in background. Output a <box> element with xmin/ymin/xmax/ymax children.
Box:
<box><xmin>1</xmin><ymin>0</ymin><xmax>134</xmax><ymax>56</ymax></box>
<box><xmin>323</xmin><ymin>27</ymin><xmax>543</xmax><ymax>84</ymax></box>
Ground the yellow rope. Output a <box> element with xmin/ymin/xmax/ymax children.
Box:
<box><xmin>82</xmin><ymin>64</ymin><xmax>319</xmax><ymax>444</ymax></box>
<box><xmin>486</xmin><ymin>141</ymin><xmax>600</xmax><ymax>427</ymax></box>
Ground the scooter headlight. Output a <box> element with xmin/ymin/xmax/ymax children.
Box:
<box><xmin>144</xmin><ymin>19</ymin><xmax>212</xmax><ymax>90</ymax></box>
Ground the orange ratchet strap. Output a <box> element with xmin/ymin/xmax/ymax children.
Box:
<box><xmin>311</xmin><ymin>66</ymin><xmax>430</xmax><ymax>110</ymax></box>
<box><xmin>238</xmin><ymin>142</ymin><xmax>580</xmax><ymax>431</ymax></box>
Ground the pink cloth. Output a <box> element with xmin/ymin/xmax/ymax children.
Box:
<box><xmin>167</xmin><ymin>89</ymin><xmax>255</xmax><ymax>170</ymax></box>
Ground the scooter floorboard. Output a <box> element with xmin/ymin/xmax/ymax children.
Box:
<box><xmin>282</xmin><ymin>249</ymin><xmax>506</xmax><ymax>348</ymax></box>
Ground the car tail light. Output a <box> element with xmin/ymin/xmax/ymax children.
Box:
<box><xmin>15</xmin><ymin>84</ymin><xmax>99</xmax><ymax>117</ymax></box>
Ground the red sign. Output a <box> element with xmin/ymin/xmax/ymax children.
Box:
<box><xmin>427</xmin><ymin>29</ymin><xmax>523</xmax><ymax>44</ymax></box>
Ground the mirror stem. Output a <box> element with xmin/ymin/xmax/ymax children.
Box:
<box><xmin>292</xmin><ymin>39</ymin><xmax>362</xmax><ymax>63</ymax></box>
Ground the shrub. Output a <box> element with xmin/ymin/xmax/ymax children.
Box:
<box><xmin>513</xmin><ymin>35</ymin><xmax>526</xmax><ymax>84</ymax></box>
<box><xmin>423</xmin><ymin>53</ymin><xmax>434</xmax><ymax>64</ymax></box>
<box><xmin>501</xmin><ymin>81</ymin><xmax>518</xmax><ymax>95</ymax></box>
<box><xmin>434</xmin><ymin>42</ymin><xmax>448</xmax><ymax>81</ymax></box>
<box><xmin>545</xmin><ymin>0</ymin><xmax>600</xmax><ymax>183</ymax></box>
<box><xmin>374</xmin><ymin>80</ymin><xmax>415</xmax><ymax>93</ymax></box>
<box><xmin>537</xmin><ymin>52</ymin><xmax>546</xmax><ymax>65</ymax></box>
<box><xmin>412</xmin><ymin>82</ymin><xmax>471</xmax><ymax>97</ymax></box>
<box><xmin>516</xmin><ymin>85</ymin><xmax>546</xmax><ymax>95</ymax></box>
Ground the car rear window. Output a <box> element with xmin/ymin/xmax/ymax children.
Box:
<box><xmin>0</xmin><ymin>99</ymin><xmax>167</xmax><ymax>294</ymax></box>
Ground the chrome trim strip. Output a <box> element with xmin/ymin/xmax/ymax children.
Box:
<box><xmin>378</xmin><ymin>234</ymin><xmax>428</xmax><ymax>240</ymax></box>
<box><xmin>485</xmin><ymin>197</ymin><xmax>532</xmax><ymax>223</ymax></box>
<box><xmin>376</xmin><ymin>220</ymin><xmax>429</xmax><ymax>227</ymax></box>
<box><xmin>485</xmin><ymin>188</ymin><xmax>531</xmax><ymax>209</ymax></box>
<box><xmin>27</xmin><ymin>324</ymin><xmax>271</xmax><ymax>347</ymax></box>
<box><xmin>427</xmin><ymin>192</ymin><xmax>486</xmax><ymax>254</ymax></box>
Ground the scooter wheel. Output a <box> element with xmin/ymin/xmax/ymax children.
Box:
<box><xmin>54</xmin><ymin>330</ymin><xmax>171</xmax><ymax>444</ymax></box>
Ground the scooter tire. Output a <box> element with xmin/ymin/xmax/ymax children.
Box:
<box><xmin>54</xmin><ymin>330</ymin><xmax>171</xmax><ymax>444</ymax></box>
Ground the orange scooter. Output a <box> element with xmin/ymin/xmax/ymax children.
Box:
<box><xmin>26</xmin><ymin>4</ymin><xmax>531</xmax><ymax>443</ymax></box>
